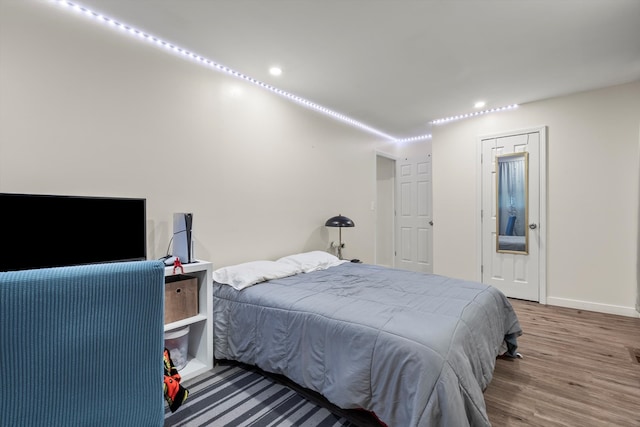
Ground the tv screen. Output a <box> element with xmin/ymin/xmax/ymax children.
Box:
<box><xmin>0</xmin><ymin>193</ymin><xmax>147</xmax><ymax>272</ymax></box>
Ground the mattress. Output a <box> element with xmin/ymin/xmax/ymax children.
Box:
<box><xmin>213</xmin><ymin>262</ymin><xmax>522</xmax><ymax>426</ymax></box>
<box><xmin>498</xmin><ymin>235</ymin><xmax>526</xmax><ymax>251</ymax></box>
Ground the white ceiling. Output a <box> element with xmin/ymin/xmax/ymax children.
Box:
<box><xmin>71</xmin><ymin>0</ymin><xmax>640</xmax><ymax>139</ymax></box>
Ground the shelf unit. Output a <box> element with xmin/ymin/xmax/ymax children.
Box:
<box><xmin>164</xmin><ymin>260</ymin><xmax>213</xmax><ymax>381</ymax></box>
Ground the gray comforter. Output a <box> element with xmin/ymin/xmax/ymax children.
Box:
<box><xmin>213</xmin><ymin>263</ymin><xmax>522</xmax><ymax>426</ymax></box>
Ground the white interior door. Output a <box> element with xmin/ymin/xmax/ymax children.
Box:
<box><xmin>395</xmin><ymin>154</ymin><xmax>433</xmax><ymax>273</ymax></box>
<box><xmin>481</xmin><ymin>129</ymin><xmax>544</xmax><ymax>301</ymax></box>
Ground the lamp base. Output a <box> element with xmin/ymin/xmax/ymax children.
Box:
<box><xmin>330</xmin><ymin>241</ymin><xmax>345</xmax><ymax>260</ymax></box>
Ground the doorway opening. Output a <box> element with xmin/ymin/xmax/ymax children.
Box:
<box><xmin>375</xmin><ymin>154</ymin><xmax>395</xmax><ymax>267</ymax></box>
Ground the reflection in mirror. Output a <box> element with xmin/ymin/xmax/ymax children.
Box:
<box><xmin>496</xmin><ymin>152</ymin><xmax>528</xmax><ymax>254</ymax></box>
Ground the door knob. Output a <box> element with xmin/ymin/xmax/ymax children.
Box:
<box><xmin>529</xmin><ymin>223</ymin><xmax>537</xmax><ymax>230</ymax></box>
<box><xmin>429</xmin><ymin>221</ymin><xmax>434</xmax><ymax>226</ymax></box>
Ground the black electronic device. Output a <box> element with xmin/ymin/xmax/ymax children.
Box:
<box><xmin>0</xmin><ymin>192</ymin><xmax>147</xmax><ymax>271</ymax></box>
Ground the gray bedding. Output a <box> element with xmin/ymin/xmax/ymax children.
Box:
<box><xmin>213</xmin><ymin>263</ymin><xmax>522</xmax><ymax>427</ymax></box>
<box><xmin>498</xmin><ymin>235</ymin><xmax>526</xmax><ymax>251</ymax></box>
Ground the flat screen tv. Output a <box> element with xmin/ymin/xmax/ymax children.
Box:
<box><xmin>0</xmin><ymin>193</ymin><xmax>147</xmax><ymax>272</ymax></box>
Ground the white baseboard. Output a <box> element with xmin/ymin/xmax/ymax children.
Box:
<box><xmin>546</xmin><ymin>297</ymin><xmax>640</xmax><ymax>318</ymax></box>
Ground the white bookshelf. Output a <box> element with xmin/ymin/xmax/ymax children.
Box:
<box><xmin>164</xmin><ymin>260</ymin><xmax>213</xmax><ymax>381</ymax></box>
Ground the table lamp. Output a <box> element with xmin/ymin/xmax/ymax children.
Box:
<box><xmin>325</xmin><ymin>214</ymin><xmax>355</xmax><ymax>260</ymax></box>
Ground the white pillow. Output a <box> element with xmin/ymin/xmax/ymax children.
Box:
<box><xmin>212</xmin><ymin>260</ymin><xmax>302</xmax><ymax>290</ymax></box>
<box><xmin>276</xmin><ymin>250</ymin><xmax>348</xmax><ymax>273</ymax></box>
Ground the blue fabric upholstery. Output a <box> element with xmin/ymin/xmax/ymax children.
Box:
<box><xmin>0</xmin><ymin>261</ymin><xmax>165</xmax><ymax>427</ymax></box>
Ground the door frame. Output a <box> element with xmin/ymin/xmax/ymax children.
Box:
<box><xmin>476</xmin><ymin>125</ymin><xmax>548</xmax><ymax>304</ymax></box>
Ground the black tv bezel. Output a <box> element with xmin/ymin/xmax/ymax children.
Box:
<box><xmin>0</xmin><ymin>192</ymin><xmax>147</xmax><ymax>272</ymax></box>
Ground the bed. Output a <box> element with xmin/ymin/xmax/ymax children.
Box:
<box><xmin>498</xmin><ymin>235</ymin><xmax>526</xmax><ymax>252</ymax></box>
<box><xmin>212</xmin><ymin>252</ymin><xmax>522</xmax><ymax>427</ymax></box>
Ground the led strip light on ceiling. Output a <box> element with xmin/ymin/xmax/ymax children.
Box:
<box><xmin>49</xmin><ymin>0</ymin><xmax>406</xmax><ymax>141</ymax></box>
<box><xmin>393</xmin><ymin>134</ymin><xmax>434</xmax><ymax>143</ymax></box>
<box><xmin>49</xmin><ymin>1</ymin><xmax>516</xmax><ymax>142</ymax></box>
<box><xmin>430</xmin><ymin>104</ymin><xmax>519</xmax><ymax>125</ymax></box>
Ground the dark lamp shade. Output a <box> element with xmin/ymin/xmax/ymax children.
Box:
<box><xmin>325</xmin><ymin>215</ymin><xmax>355</xmax><ymax>228</ymax></box>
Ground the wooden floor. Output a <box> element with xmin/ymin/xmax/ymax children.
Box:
<box><xmin>484</xmin><ymin>299</ymin><xmax>640</xmax><ymax>426</ymax></box>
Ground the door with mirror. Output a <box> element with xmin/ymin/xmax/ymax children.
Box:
<box><xmin>481</xmin><ymin>129</ymin><xmax>544</xmax><ymax>302</ymax></box>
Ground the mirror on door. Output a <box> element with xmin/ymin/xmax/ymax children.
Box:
<box><xmin>496</xmin><ymin>152</ymin><xmax>529</xmax><ymax>254</ymax></box>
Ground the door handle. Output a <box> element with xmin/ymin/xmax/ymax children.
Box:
<box><xmin>429</xmin><ymin>221</ymin><xmax>434</xmax><ymax>226</ymax></box>
<box><xmin>529</xmin><ymin>223</ymin><xmax>537</xmax><ymax>230</ymax></box>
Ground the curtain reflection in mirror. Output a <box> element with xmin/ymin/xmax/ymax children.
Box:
<box><xmin>497</xmin><ymin>152</ymin><xmax>528</xmax><ymax>253</ymax></box>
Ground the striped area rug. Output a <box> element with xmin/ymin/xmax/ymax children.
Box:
<box><xmin>164</xmin><ymin>362</ymin><xmax>359</xmax><ymax>427</ymax></box>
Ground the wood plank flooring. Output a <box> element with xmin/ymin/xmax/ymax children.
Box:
<box><xmin>484</xmin><ymin>299</ymin><xmax>640</xmax><ymax>426</ymax></box>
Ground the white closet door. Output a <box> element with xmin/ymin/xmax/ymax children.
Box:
<box><xmin>395</xmin><ymin>154</ymin><xmax>433</xmax><ymax>273</ymax></box>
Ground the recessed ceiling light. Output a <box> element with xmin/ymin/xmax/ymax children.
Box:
<box><xmin>474</xmin><ymin>101</ymin><xmax>486</xmax><ymax>109</ymax></box>
<box><xmin>269</xmin><ymin>66</ymin><xmax>282</xmax><ymax>76</ymax></box>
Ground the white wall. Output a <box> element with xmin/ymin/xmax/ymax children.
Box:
<box><xmin>0</xmin><ymin>1</ymin><xmax>381</xmax><ymax>267</ymax></box>
<box><xmin>433</xmin><ymin>81</ymin><xmax>640</xmax><ymax>316</ymax></box>
<box><xmin>637</xmin><ymin>121</ymin><xmax>640</xmax><ymax>313</ymax></box>
<box><xmin>2</xmin><ymin>3</ymin><xmax>638</xmax><ymax>316</ymax></box>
